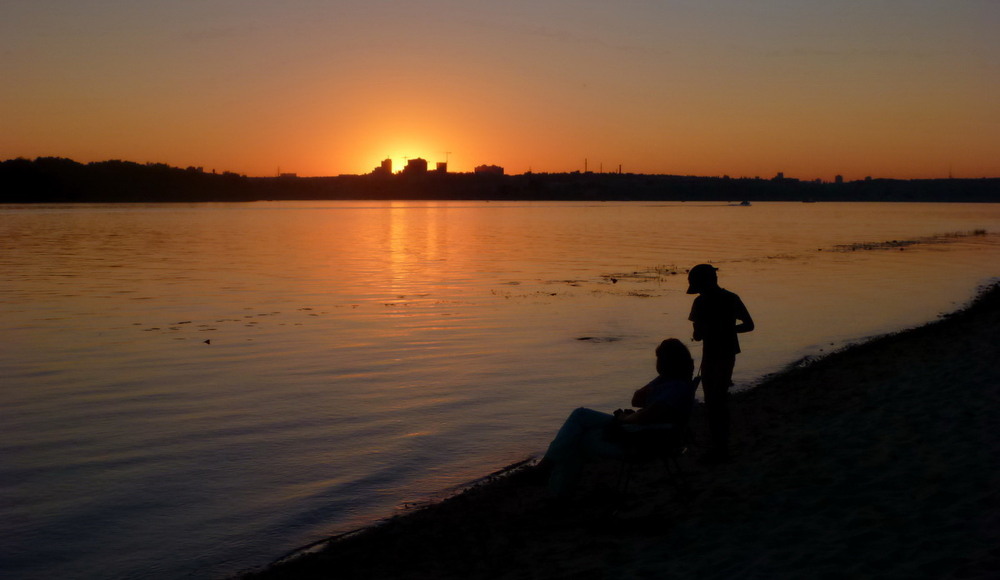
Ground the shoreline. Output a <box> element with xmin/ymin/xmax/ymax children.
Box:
<box><xmin>5</xmin><ymin>159</ymin><xmax>1000</xmax><ymax>204</ymax></box>
<box><xmin>239</xmin><ymin>282</ymin><xmax>1000</xmax><ymax>579</ymax></box>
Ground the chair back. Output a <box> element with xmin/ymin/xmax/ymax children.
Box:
<box><xmin>621</xmin><ymin>376</ymin><xmax>698</xmax><ymax>460</ymax></box>
<box><xmin>621</xmin><ymin>423</ymin><xmax>687</xmax><ymax>461</ymax></box>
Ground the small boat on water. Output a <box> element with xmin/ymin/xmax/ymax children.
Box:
<box><xmin>738</xmin><ymin>200</ymin><xmax>751</xmax><ymax>206</ymax></box>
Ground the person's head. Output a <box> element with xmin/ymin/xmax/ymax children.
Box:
<box><xmin>655</xmin><ymin>338</ymin><xmax>694</xmax><ymax>380</ymax></box>
<box><xmin>686</xmin><ymin>264</ymin><xmax>719</xmax><ymax>294</ymax></box>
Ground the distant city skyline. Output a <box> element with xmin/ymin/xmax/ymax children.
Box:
<box><xmin>2</xmin><ymin>1</ymin><xmax>998</xmax><ymax>180</ymax></box>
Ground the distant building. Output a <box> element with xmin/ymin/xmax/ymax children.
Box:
<box><xmin>372</xmin><ymin>158</ymin><xmax>392</xmax><ymax>176</ymax></box>
<box><xmin>435</xmin><ymin>162</ymin><xmax>448</xmax><ymax>173</ymax></box>
<box><xmin>835</xmin><ymin>175</ymin><xmax>844</xmax><ymax>184</ymax></box>
<box><xmin>403</xmin><ymin>158</ymin><xmax>428</xmax><ymax>175</ymax></box>
<box><xmin>474</xmin><ymin>164</ymin><xmax>504</xmax><ymax>176</ymax></box>
<box><xmin>772</xmin><ymin>171</ymin><xmax>799</xmax><ymax>183</ymax></box>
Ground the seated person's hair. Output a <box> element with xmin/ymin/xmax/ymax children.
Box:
<box><xmin>655</xmin><ymin>338</ymin><xmax>694</xmax><ymax>380</ymax></box>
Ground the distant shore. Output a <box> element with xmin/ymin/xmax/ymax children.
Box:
<box><xmin>3</xmin><ymin>157</ymin><xmax>999</xmax><ymax>203</ymax></box>
<box><xmin>237</xmin><ymin>282</ymin><xmax>1000</xmax><ymax>579</ymax></box>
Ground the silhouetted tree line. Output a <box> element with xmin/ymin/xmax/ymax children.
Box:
<box><xmin>2</xmin><ymin>157</ymin><xmax>998</xmax><ymax>203</ymax></box>
<box><xmin>0</xmin><ymin>157</ymin><xmax>256</xmax><ymax>203</ymax></box>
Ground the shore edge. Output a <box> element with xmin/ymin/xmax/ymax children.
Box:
<box><xmin>238</xmin><ymin>281</ymin><xmax>1000</xmax><ymax>580</ymax></box>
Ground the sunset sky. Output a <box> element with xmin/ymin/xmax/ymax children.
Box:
<box><xmin>3</xmin><ymin>1</ymin><xmax>998</xmax><ymax>180</ymax></box>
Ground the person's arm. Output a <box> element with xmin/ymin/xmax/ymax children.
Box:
<box><xmin>619</xmin><ymin>404</ymin><xmax>670</xmax><ymax>424</ymax></box>
<box><xmin>623</xmin><ymin>378</ymin><xmax>686</xmax><ymax>424</ymax></box>
<box><xmin>618</xmin><ymin>381</ymin><xmax>660</xmax><ymax>422</ymax></box>
<box><xmin>735</xmin><ymin>296</ymin><xmax>754</xmax><ymax>334</ymax></box>
<box><xmin>631</xmin><ymin>383</ymin><xmax>651</xmax><ymax>408</ymax></box>
<box><xmin>689</xmin><ymin>300</ymin><xmax>703</xmax><ymax>341</ymax></box>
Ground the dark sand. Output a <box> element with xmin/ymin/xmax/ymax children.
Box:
<box><xmin>239</xmin><ymin>283</ymin><xmax>1000</xmax><ymax>580</ymax></box>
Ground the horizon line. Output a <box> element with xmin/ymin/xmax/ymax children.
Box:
<box><xmin>4</xmin><ymin>156</ymin><xmax>999</xmax><ymax>183</ymax></box>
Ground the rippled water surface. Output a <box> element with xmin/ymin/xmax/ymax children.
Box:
<box><xmin>2</xmin><ymin>201</ymin><xmax>998</xmax><ymax>579</ymax></box>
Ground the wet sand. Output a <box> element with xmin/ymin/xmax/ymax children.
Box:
<box><xmin>239</xmin><ymin>283</ymin><xmax>1000</xmax><ymax>580</ymax></box>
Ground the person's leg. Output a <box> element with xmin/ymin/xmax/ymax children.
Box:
<box><xmin>701</xmin><ymin>352</ymin><xmax>736</xmax><ymax>456</ymax></box>
<box><xmin>543</xmin><ymin>407</ymin><xmax>615</xmax><ymax>497</ymax></box>
<box><xmin>544</xmin><ymin>407</ymin><xmax>614</xmax><ymax>459</ymax></box>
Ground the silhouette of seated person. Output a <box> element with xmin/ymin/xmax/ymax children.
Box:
<box><xmin>535</xmin><ymin>338</ymin><xmax>697</xmax><ymax>498</ymax></box>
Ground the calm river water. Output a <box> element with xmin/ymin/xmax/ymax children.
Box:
<box><xmin>2</xmin><ymin>201</ymin><xmax>998</xmax><ymax>579</ymax></box>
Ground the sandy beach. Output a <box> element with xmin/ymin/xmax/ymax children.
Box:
<box><xmin>239</xmin><ymin>282</ymin><xmax>1000</xmax><ymax>580</ymax></box>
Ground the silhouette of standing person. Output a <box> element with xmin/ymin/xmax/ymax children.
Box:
<box><xmin>687</xmin><ymin>264</ymin><xmax>754</xmax><ymax>461</ymax></box>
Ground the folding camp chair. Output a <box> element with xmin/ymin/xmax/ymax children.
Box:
<box><xmin>615</xmin><ymin>422</ymin><xmax>692</xmax><ymax>497</ymax></box>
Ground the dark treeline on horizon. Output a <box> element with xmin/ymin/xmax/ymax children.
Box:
<box><xmin>2</xmin><ymin>157</ymin><xmax>999</xmax><ymax>203</ymax></box>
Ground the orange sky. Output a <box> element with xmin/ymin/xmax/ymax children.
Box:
<box><xmin>2</xmin><ymin>1</ymin><xmax>998</xmax><ymax>180</ymax></box>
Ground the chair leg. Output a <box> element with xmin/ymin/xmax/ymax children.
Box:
<box><xmin>616</xmin><ymin>460</ymin><xmax>633</xmax><ymax>495</ymax></box>
<box><xmin>616</xmin><ymin>444</ymin><xmax>690</xmax><ymax>503</ymax></box>
<box><xmin>662</xmin><ymin>456</ymin><xmax>691</xmax><ymax>496</ymax></box>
